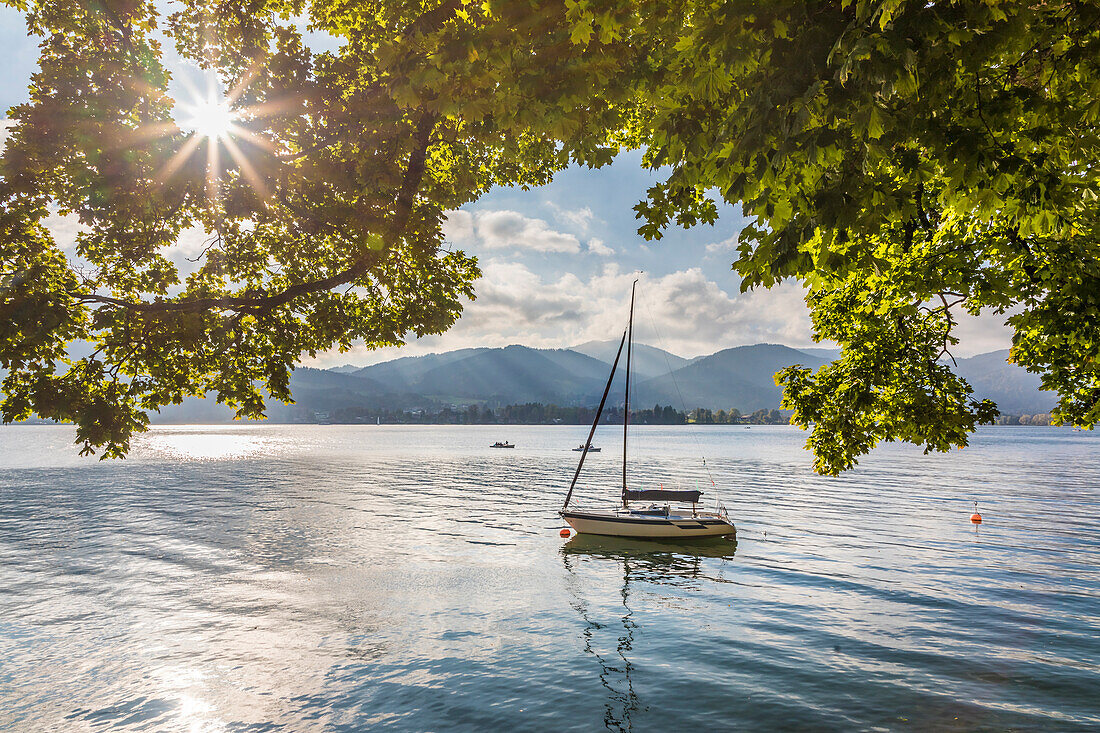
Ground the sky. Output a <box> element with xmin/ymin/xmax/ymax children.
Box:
<box><xmin>0</xmin><ymin>6</ymin><xmax>1015</xmax><ymax>368</ymax></box>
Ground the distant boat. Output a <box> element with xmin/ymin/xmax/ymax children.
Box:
<box><xmin>572</xmin><ymin>444</ymin><xmax>601</xmax><ymax>452</ymax></box>
<box><xmin>560</xmin><ymin>281</ymin><xmax>736</xmax><ymax>539</ymax></box>
<box><xmin>491</xmin><ymin>441</ymin><xmax>515</xmax><ymax>448</ymax></box>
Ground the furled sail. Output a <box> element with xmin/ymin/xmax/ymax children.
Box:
<box><xmin>563</xmin><ymin>280</ymin><xmax>709</xmax><ymax>513</ymax></box>
<box><xmin>622</xmin><ymin>489</ymin><xmax>702</xmax><ymax>504</ymax></box>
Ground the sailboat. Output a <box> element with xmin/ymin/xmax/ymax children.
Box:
<box><xmin>560</xmin><ymin>282</ymin><xmax>736</xmax><ymax>539</ymax></box>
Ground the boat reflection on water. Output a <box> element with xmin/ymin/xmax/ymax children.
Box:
<box><xmin>560</xmin><ymin>534</ymin><xmax>738</xmax><ymax>731</ymax></box>
<box><xmin>561</xmin><ymin>533</ymin><xmax>738</xmax><ymax>566</ymax></box>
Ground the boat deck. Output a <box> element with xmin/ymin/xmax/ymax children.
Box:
<box><xmin>561</xmin><ymin>507</ymin><xmax>735</xmax><ymax>538</ymax></box>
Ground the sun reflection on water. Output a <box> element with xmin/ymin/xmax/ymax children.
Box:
<box><xmin>136</xmin><ymin>427</ymin><xmax>275</xmax><ymax>462</ymax></box>
<box><xmin>1</xmin><ymin>425</ymin><xmax>1097</xmax><ymax>730</ymax></box>
<box><xmin>154</xmin><ymin>667</ymin><xmax>227</xmax><ymax>733</ymax></box>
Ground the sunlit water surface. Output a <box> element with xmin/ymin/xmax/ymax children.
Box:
<box><xmin>1</xmin><ymin>425</ymin><xmax>1097</xmax><ymax>731</ymax></box>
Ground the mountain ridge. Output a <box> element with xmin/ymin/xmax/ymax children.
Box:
<box><xmin>148</xmin><ymin>343</ymin><xmax>1055</xmax><ymax>422</ymax></box>
<box><xmin>291</xmin><ymin>343</ymin><xmax>1053</xmax><ymax>415</ymax></box>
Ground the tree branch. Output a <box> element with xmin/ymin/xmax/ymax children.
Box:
<box><xmin>937</xmin><ymin>292</ymin><xmax>958</xmax><ymax>367</ymax></box>
<box><xmin>403</xmin><ymin>0</ymin><xmax>465</xmax><ymax>37</ymax></box>
<box><xmin>74</xmin><ymin>111</ymin><xmax>438</xmax><ymax>315</ymax></box>
<box><xmin>915</xmin><ymin>181</ymin><xmax>932</xmax><ymax>230</ymax></box>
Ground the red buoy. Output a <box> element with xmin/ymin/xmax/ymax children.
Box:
<box><xmin>971</xmin><ymin>513</ymin><xmax>982</xmax><ymax>524</ymax></box>
<box><xmin>560</xmin><ymin>528</ymin><xmax>571</xmax><ymax>537</ymax></box>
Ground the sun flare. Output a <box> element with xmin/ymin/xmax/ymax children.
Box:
<box><xmin>160</xmin><ymin>70</ymin><xmax>279</xmax><ymax>201</ymax></box>
<box><xmin>180</xmin><ymin>98</ymin><xmax>237</xmax><ymax>140</ymax></box>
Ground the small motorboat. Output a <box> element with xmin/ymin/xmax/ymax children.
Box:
<box><xmin>572</xmin><ymin>444</ymin><xmax>601</xmax><ymax>452</ymax></box>
<box><xmin>490</xmin><ymin>441</ymin><xmax>515</xmax><ymax>448</ymax></box>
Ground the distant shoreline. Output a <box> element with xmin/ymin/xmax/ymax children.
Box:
<box><xmin>5</xmin><ymin>420</ymin><xmax>1078</xmax><ymax>429</ymax></box>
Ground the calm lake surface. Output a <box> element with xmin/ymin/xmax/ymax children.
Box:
<box><xmin>0</xmin><ymin>424</ymin><xmax>1097</xmax><ymax>731</ymax></box>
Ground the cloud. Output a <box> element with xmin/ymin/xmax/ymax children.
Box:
<box><xmin>587</xmin><ymin>237</ymin><xmax>613</xmax><ymax>256</ymax></box>
<box><xmin>42</xmin><ymin>211</ymin><xmax>212</xmax><ymax>293</ymax></box>
<box><xmin>0</xmin><ymin>119</ymin><xmax>14</xmax><ymax>150</ymax></box>
<box><xmin>441</xmin><ymin>209</ymin><xmax>475</xmax><ymax>245</ymax></box>
<box><xmin>462</xmin><ymin>259</ymin><xmax>587</xmax><ymax>326</ymax></box>
<box><xmin>475</xmin><ymin>210</ymin><xmax>580</xmax><ymax>253</ymax></box>
<box><xmin>307</xmin><ymin>262</ymin><xmax>820</xmax><ymax>367</ymax></box>
<box><xmin>951</xmin><ymin>310</ymin><xmax>1016</xmax><ymax>357</ymax></box>
<box><xmin>441</xmin><ymin>208</ymin><xmax>580</xmax><ymax>253</ymax></box>
<box><xmin>705</xmin><ymin>234</ymin><xmax>738</xmax><ymax>254</ymax></box>
<box><xmin>163</xmin><ymin>226</ymin><xmax>217</xmax><ymax>288</ymax></box>
<box><xmin>43</xmin><ymin>212</ymin><xmax>84</xmax><ymax>254</ymax></box>
<box><xmin>630</xmin><ymin>268</ymin><xmax>815</xmax><ymax>350</ymax></box>
<box><xmin>548</xmin><ymin>203</ymin><xmax>596</xmax><ymax>233</ymax></box>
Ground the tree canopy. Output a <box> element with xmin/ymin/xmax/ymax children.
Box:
<box><xmin>0</xmin><ymin>0</ymin><xmax>668</xmax><ymax>456</ymax></box>
<box><xmin>629</xmin><ymin>0</ymin><xmax>1100</xmax><ymax>473</ymax></box>
<box><xmin>3</xmin><ymin>0</ymin><xmax>1099</xmax><ymax>472</ymax></box>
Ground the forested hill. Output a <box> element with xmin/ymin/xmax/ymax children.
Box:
<box><xmin>629</xmin><ymin>344</ymin><xmax>831</xmax><ymax>412</ymax></box>
<box><xmin>147</xmin><ymin>343</ymin><xmax>1056</xmax><ymax>423</ymax></box>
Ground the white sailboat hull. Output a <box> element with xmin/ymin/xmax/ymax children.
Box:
<box><xmin>561</xmin><ymin>509</ymin><xmax>735</xmax><ymax>539</ymax></box>
<box><xmin>558</xmin><ymin>285</ymin><xmax>737</xmax><ymax>539</ymax></box>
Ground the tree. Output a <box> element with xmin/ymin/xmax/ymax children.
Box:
<box><xmin>1</xmin><ymin>0</ymin><xmax>672</xmax><ymax>456</ymax></box>
<box><xmin>630</xmin><ymin>0</ymin><xmax>1100</xmax><ymax>473</ymax></box>
<box><xmin>7</xmin><ymin>1</ymin><xmax>1099</xmax><ymax>473</ymax></box>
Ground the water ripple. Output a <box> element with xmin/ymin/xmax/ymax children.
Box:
<box><xmin>0</xmin><ymin>424</ymin><xmax>1097</xmax><ymax>731</ymax></box>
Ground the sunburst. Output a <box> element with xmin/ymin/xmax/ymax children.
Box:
<box><xmin>160</xmin><ymin>65</ymin><xmax>283</xmax><ymax>202</ymax></box>
<box><xmin>179</xmin><ymin>95</ymin><xmax>238</xmax><ymax>140</ymax></box>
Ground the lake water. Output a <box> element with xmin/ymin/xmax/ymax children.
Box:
<box><xmin>0</xmin><ymin>424</ymin><xmax>1097</xmax><ymax>731</ymax></box>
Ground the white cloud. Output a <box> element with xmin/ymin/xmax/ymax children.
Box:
<box><xmin>587</xmin><ymin>237</ymin><xmax>613</xmax><ymax>256</ymax></box>
<box><xmin>305</xmin><ymin>259</ymin><xmax>1014</xmax><ymax>368</ymax></box>
<box><xmin>627</xmin><ymin>268</ymin><xmax>815</xmax><ymax>350</ymax></box>
<box><xmin>0</xmin><ymin>119</ymin><xmax>14</xmax><ymax>151</ymax></box>
<box><xmin>43</xmin><ymin>212</ymin><xmax>84</xmax><ymax>254</ymax></box>
<box><xmin>548</xmin><ymin>203</ymin><xmax>596</xmax><ymax>233</ymax></box>
<box><xmin>462</xmin><ymin>259</ymin><xmax>588</xmax><ymax>327</ymax></box>
<box><xmin>951</xmin><ymin>309</ymin><xmax>1016</xmax><ymax>357</ymax></box>
<box><xmin>474</xmin><ymin>209</ymin><xmax>580</xmax><ymax>253</ymax></box>
<box><xmin>705</xmin><ymin>234</ymin><xmax>738</xmax><ymax>254</ymax></box>
<box><xmin>41</xmin><ymin>211</ymin><xmax>211</xmax><ymax>292</ymax></box>
<box><xmin>441</xmin><ymin>209</ymin><xmax>475</xmax><ymax>245</ymax></box>
<box><xmin>442</xmin><ymin>208</ymin><xmax>583</xmax><ymax>253</ymax></box>
<box><xmin>307</xmin><ymin>262</ymin><xmax>821</xmax><ymax>367</ymax></box>
<box><xmin>163</xmin><ymin>226</ymin><xmax>216</xmax><ymax>287</ymax></box>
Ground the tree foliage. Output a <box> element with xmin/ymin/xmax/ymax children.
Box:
<box><xmin>0</xmin><ymin>0</ymin><xmax>669</xmax><ymax>456</ymax></box>
<box><xmin>629</xmin><ymin>0</ymin><xmax>1100</xmax><ymax>473</ymax></box>
<box><xmin>4</xmin><ymin>1</ymin><xmax>1099</xmax><ymax>473</ymax></box>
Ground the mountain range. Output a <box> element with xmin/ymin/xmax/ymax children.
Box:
<box><xmin>150</xmin><ymin>342</ymin><xmax>1055</xmax><ymax>422</ymax></box>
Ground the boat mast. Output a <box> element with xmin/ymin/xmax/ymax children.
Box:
<box><xmin>622</xmin><ymin>280</ymin><xmax>636</xmax><ymax>508</ymax></box>
<box><xmin>562</xmin><ymin>329</ymin><xmax>628</xmax><ymax>511</ymax></box>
